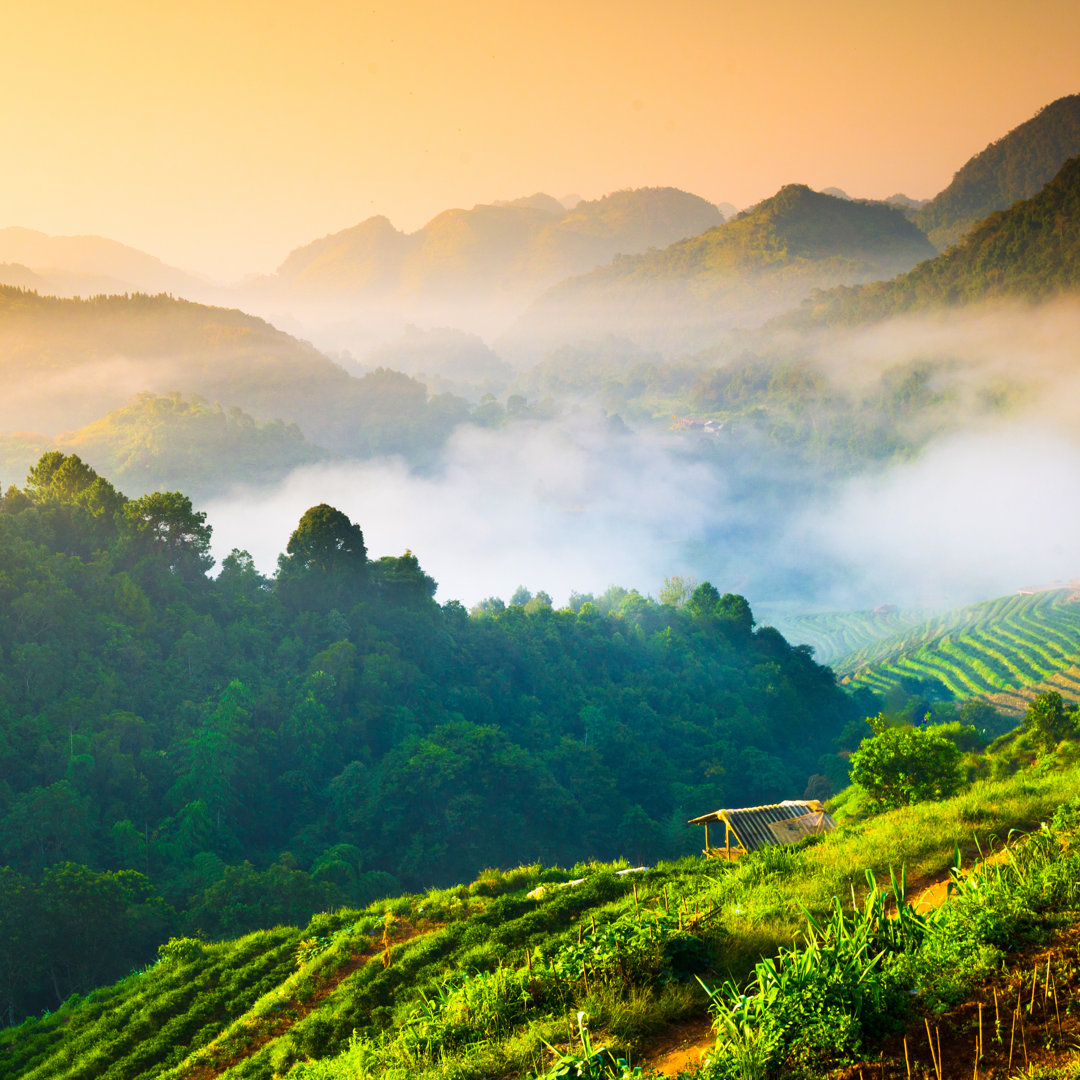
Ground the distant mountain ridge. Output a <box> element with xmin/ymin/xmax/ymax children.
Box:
<box><xmin>263</xmin><ymin>187</ymin><xmax>724</xmax><ymax>301</ymax></box>
<box><xmin>508</xmin><ymin>184</ymin><xmax>936</xmax><ymax>352</ymax></box>
<box><xmin>0</xmin><ymin>288</ymin><xmax>464</xmax><ymax>460</ymax></box>
<box><xmin>799</xmin><ymin>154</ymin><xmax>1080</xmax><ymax>324</ymax></box>
<box><xmin>0</xmin><ymin>227</ymin><xmax>211</xmax><ymax>298</ymax></box>
<box><xmin>915</xmin><ymin>93</ymin><xmax>1080</xmax><ymax>249</ymax></box>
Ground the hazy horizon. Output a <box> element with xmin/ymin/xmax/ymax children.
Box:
<box><xmin>2</xmin><ymin>1</ymin><xmax>1079</xmax><ymax>279</ymax></box>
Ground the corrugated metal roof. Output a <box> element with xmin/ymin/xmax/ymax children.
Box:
<box><xmin>688</xmin><ymin>800</ymin><xmax>836</xmax><ymax>853</ymax></box>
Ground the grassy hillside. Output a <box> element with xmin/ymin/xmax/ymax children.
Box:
<box><xmin>833</xmin><ymin>588</ymin><xmax>1080</xmax><ymax>711</ymax></box>
<box><xmin>915</xmin><ymin>93</ymin><xmax>1080</xmax><ymax>249</ymax></box>
<box><xmin>801</xmin><ymin>154</ymin><xmax>1080</xmax><ymax>325</ymax></box>
<box><xmin>764</xmin><ymin>605</ymin><xmax>933</xmax><ymax>668</ymax></box>
<box><xmin>4</xmin><ymin>752</ymin><xmax>1079</xmax><ymax>1080</ymax></box>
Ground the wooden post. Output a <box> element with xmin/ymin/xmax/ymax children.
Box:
<box><xmin>704</xmin><ymin>822</ymin><xmax>710</xmax><ymax>854</ymax></box>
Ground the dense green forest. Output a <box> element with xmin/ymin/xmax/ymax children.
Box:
<box><xmin>0</xmin><ymin>452</ymin><xmax>865</xmax><ymax>1022</ymax></box>
<box><xmin>800</xmin><ymin>154</ymin><xmax>1080</xmax><ymax>324</ymax></box>
<box><xmin>914</xmin><ymin>92</ymin><xmax>1080</xmax><ymax>249</ymax></box>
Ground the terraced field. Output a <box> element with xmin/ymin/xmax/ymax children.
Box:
<box><xmin>765</xmin><ymin>605</ymin><xmax>931</xmax><ymax>666</ymax></box>
<box><xmin>827</xmin><ymin>588</ymin><xmax>1080</xmax><ymax>712</ymax></box>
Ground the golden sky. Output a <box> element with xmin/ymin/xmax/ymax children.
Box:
<box><xmin>2</xmin><ymin>0</ymin><xmax>1077</xmax><ymax>280</ymax></box>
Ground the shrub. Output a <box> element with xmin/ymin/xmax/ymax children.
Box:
<box><xmin>849</xmin><ymin>723</ymin><xmax>962</xmax><ymax>810</ymax></box>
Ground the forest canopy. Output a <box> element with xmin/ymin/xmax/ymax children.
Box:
<box><xmin>0</xmin><ymin>453</ymin><xmax>863</xmax><ymax>1021</ymax></box>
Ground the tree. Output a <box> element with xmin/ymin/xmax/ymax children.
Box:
<box><xmin>686</xmin><ymin>582</ymin><xmax>755</xmax><ymax>633</ymax></box>
<box><xmin>849</xmin><ymin>723</ymin><xmax>963</xmax><ymax>810</ymax></box>
<box><xmin>123</xmin><ymin>491</ymin><xmax>213</xmax><ymax>576</ymax></box>
<box><xmin>284</xmin><ymin>504</ymin><xmax>367</xmax><ymax>573</ymax></box>
<box><xmin>20</xmin><ymin>452</ymin><xmax>126</xmax><ymax>549</ymax></box>
<box><xmin>658</xmin><ymin>575</ymin><xmax>697</xmax><ymax>608</ymax></box>
<box><xmin>1024</xmin><ymin>690</ymin><xmax>1078</xmax><ymax>750</ymax></box>
<box><xmin>276</xmin><ymin>503</ymin><xmax>367</xmax><ymax>608</ymax></box>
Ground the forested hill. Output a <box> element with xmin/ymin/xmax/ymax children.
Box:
<box><xmin>915</xmin><ymin>93</ymin><xmax>1080</xmax><ymax>249</ymax></box>
<box><xmin>508</xmin><ymin>184</ymin><xmax>935</xmax><ymax>353</ymax></box>
<box><xmin>0</xmin><ymin>288</ymin><xmax>467</xmax><ymax>458</ymax></box>
<box><xmin>798</xmin><ymin>154</ymin><xmax>1080</xmax><ymax>325</ymax></box>
<box><xmin>0</xmin><ymin>393</ymin><xmax>328</xmax><ymax>503</ymax></box>
<box><xmin>0</xmin><ymin>452</ymin><xmax>863</xmax><ymax>1022</ymax></box>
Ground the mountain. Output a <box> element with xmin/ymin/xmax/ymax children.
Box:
<box><xmin>800</xmin><ymin>154</ymin><xmax>1080</xmax><ymax>324</ymax></box>
<box><xmin>0</xmin><ymin>288</ymin><xmax>467</xmax><ymax>459</ymax></box>
<box><xmin>261</xmin><ymin>187</ymin><xmax>723</xmax><ymax>304</ymax></box>
<box><xmin>0</xmin><ymin>394</ymin><xmax>326</xmax><ymax>501</ymax></box>
<box><xmin>508</xmin><ymin>184</ymin><xmax>935</xmax><ymax>354</ymax></box>
<box><xmin>915</xmin><ymin>93</ymin><xmax>1080</xmax><ymax>249</ymax></box>
<box><xmin>0</xmin><ymin>227</ymin><xmax>212</xmax><ymax>298</ymax></box>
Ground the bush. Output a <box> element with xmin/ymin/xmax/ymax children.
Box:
<box><xmin>849</xmin><ymin>723</ymin><xmax>962</xmax><ymax>810</ymax></box>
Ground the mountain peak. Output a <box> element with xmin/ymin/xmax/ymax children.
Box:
<box><xmin>916</xmin><ymin>93</ymin><xmax>1080</xmax><ymax>248</ymax></box>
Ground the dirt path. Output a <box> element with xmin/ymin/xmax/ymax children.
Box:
<box><xmin>902</xmin><ymin>843</ymin><xmax>1014</xmax><ymax>916</ymax></box>
<box><xmin>640</xmin><ymin>846</ymin><xmax>1023</xmax><ymax>1076</ymax></box>
<box><xmin>639</xmin><ymin>1015</ymin><xmax>714</xmax><ymax>1076</ymax></box>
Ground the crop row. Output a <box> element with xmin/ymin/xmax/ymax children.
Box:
<box><xmin>838</xmin><ymin>589</ymin><xmax>1080</xmax><ymax>703</ymax></box>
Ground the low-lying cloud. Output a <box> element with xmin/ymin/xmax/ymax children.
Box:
<box><xmin>205</xmin><ymin>416</ymin><xmax>728</xmax><ymax>606</ymax></box>
<box><xmin>791</xmin><ymin>425</ymin><xmax>1080</xmax><ymax>611</ymax></box>
<box><xmin>204</xmin><ymin>300</ymin><xmax>1080</xmax><ymax>616</ymax></box>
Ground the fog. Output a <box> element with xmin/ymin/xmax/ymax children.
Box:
<box><xmin>203</xmin><ymin>300</ymin><xmax>1080</xmax><ymax>616</ymax></box>
<box><xmin>797</xmin><ymin>424</ymin><xmax>1080</xmax><ymax>610</ymax></box>
<box><xmin>205</xmin><ymin>416</ymin><xmax>728</xmax><ymax>605</ymax></box>
<box><xmin>204</xmin><ymin>414</ymin><xmax>1080</xmax><ymax>614</ymax></box>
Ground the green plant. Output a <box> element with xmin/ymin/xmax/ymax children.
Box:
<box><xmin>531</xmin><ymin>1012</ymin><xmax>642</xmax><ymax>1079</ymax></box>
<box><xmin>850</xmin><ymin>723</ymin><xmax>963</xmax><ymax>810</ymax></box>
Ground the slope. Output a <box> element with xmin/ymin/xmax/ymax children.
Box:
<box><xmin>831</xmin><ymin>588</ymin><xmax>1080</xmax><ymax>711</ymax></box>
<box><xmin>802</xmin><ymin>154</ymin><xmax>1080</xmax><ymax>325</ymax></box>
<box><xmin>0</xmin><ymin>227</ymin><xmax>211</xmax><ymax>299</ymax></box>
<box><xmin>510</xmin><ymin>185</ymin><xmax>935</xmax><ymax>354</ymax></box>
<box><xmin>764</xmin><ymin>605</ymin><xmax>933</xmax><ymax>668</ymax></box>
<box><xmin>915</xmin><ymin>93</ymin><xmax>1080</xmax><ymax>249</ymax></box>
<box><xmin>5</xmin><ymin>759</ymin><xmax>1079</xmax><ymax>1080</ymax></box>
<box><xmin>0</xmin><ymin>288</ymin><xmax>465</xmax><ymax>458</ymax></box>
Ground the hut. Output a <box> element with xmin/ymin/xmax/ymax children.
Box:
<box><xmin>688</xmin><ymin>800</ymin><xmax>836</xmax><ymax>859</ymax></box>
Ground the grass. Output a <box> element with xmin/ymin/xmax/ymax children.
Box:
<box><xmin>3</xmin><ymin>755</ymin><xmax>1080</xmax><ymax>1080</ymax></box>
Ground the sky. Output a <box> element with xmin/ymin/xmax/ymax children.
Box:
<box><xmin>1</xmin><ymin>0</ymin><xmax>1078</xmax><ymax>280</ymax></box>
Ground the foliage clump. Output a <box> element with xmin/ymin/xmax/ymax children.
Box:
<box><xmin>849</xmin><ymin>717</ymin><xmax>963</xmax><ymax>810</ymax></box>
